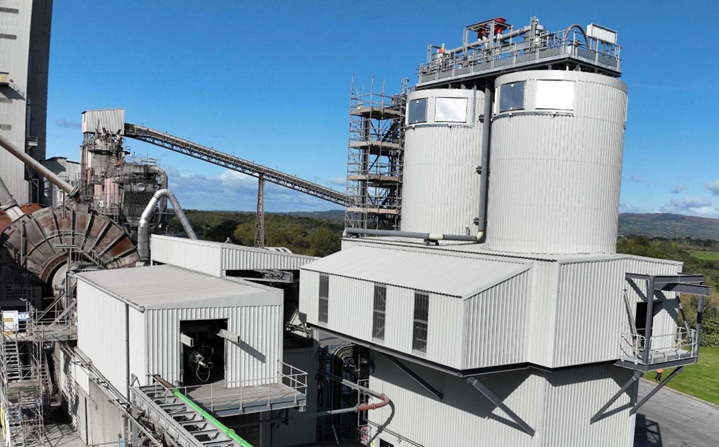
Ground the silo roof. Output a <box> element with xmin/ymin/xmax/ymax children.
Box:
<box><xmin>76</xmin><ymin>264</ymin><xmax>280</xmax><ymax>310</ymax></box>
<box><xmin>302</xmin><ymin>245</ymin><xmax>531</xmax><ymax>299</ymax></box>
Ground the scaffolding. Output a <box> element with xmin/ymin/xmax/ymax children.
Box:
<box><xmin>0</xmin><ymin>312</ymin><xmax>48</xmax><ymax>447</ymax></box>
<box><xmin>345</xmin><ymin>78</ymin><xmax>408</xmax><ymax>230</ymax></box>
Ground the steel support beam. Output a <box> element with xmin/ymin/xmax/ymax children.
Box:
<box><xmin>590</xmin><ymin>371</ymin><xmax>641</xmax><ymax>423</ymax></box>
<box><xmin>216</xmin><ymin>328</ymin><xmax>241</xmax><ymax>344</ymax></box>
<box><xmin>467</xmin><ymin>378</ymin><xmax>535</xmax><ymax>436</ymax></box>
<box><xmin>384</xmin><ymin>354</ymin><xmax>443</xmax><ymax>400</ymax></box>
<box><xmin>180</xmin><ymin>333</ymin><xmax>194</xmax><ymax>348</ymax></box>
<box><xmin>658</xmin><ymin>283</ymin><xmax>711</xmax><ymax>295</ymax></box>
<box><xmin>643</xmin><ymin>277</ymin><xmax>655</xmax><ymax>365</ymax></box>
<box><xmin>631</xmin><ymin>367</ymin><xmax>684</xmax><ymax>415</ymax></box>
<box><xmin>255</xmin><ymin>174</ymin><xmax>265</xmax><ymax>248</ymax></box>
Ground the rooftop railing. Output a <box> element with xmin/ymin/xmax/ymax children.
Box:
<box><xmin>619</xmin><ymin>327</ymin><xmax>698</xmax><ymax>366</ymax></box>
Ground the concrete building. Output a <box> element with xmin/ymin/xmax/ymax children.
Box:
<box><xmin>0</xmin><ymin>0</ymin><xmax>52</xmax><ymax>203</ymax></box>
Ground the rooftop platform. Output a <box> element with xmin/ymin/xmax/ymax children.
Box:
<box><xmin>349</xmin><ymin>106</ymin><xmax>402</xmax><ymax>119</ymax></box>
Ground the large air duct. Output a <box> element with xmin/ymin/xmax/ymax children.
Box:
<box><xmin>137</xmin><ymin>189</ymin><xmax>196</xmax><ymax>262</ymax></box>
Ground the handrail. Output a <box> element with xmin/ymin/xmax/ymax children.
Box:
<box><xmin>155</xmin><ymin>360</ymin><xmax>308</xmax><ymax>412</ymax></box>
<box><xmin>619</xmin><ymin>328</ymin><xmax>697</xmax><ymax>364</ymax></box>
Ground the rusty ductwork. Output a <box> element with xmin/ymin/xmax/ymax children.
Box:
<box><xmin>1</xmin><ymin>204</ymin><xmax>140</xmax><ymax>285</ymax></box>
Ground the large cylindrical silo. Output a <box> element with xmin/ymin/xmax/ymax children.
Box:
<box><xmin>401</xmin><ymin>89</ymin><xmax>484</xmax><ymax>234</ymax></box>
<box><xmin>485</xmin><ymin>71</ymin><xmax>627</xmax><ymax>254</ymax></box>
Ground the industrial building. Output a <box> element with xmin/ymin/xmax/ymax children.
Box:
<box><xmin>0</xmin><ymin>0</ymin><xmax>52</xmax><ymax>203</ymax></box>
<box><xmin>0</xmin><ymin>10</ymin><xmax>712</xmax><ymax>447</ymax></box>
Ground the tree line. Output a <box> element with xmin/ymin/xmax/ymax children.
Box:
<box><xmin>167</xmin><ymin>210</ymin><xmax>342</xmax><ymax>257</ymax></box>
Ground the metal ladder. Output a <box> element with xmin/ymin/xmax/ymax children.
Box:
<box><xmin>2</xmin><ymin>338</ymin><xmax>23</xmax><ymax>383</ymax></box>
<box><xmin>133</xmin><ymin>384</ymin><xmax>239</xmax><ymax>447</ymax></box>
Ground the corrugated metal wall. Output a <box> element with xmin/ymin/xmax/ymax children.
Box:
<box><xmin>541</xmin><ymin>364</ymin><xmax>636</xmax><ymax>447</ymax></box>
<box><xmin>151</xmin><ymin>235</ymin><xmax>316</xmax><ymax>276</ymax></box>
<box><xmin>151</xmin><ymin>236</ymin><xmax>223</xmax><ymax>276</ymax></box>
<box><xmin>463</xmin><ymin>269</ymin><xmax>532</xmax><ymax>369</ymax></box>
<box><xmin>128</xmin><ymin>307</ymin><xmax>146</xmax><ymax>385</ymax></box>
<box><xmin>144</xmin><ymin>305</ymin><xmax>283</xmax><ymax>387</ymax></box>
<box><xmin>77</xmin><ymin>279</ymin><xmax>131</xmax><ymax>396</ymax></box>
<box><xmin>264</xmin><ymin>346</ymin><xmax>318</xmax><ymax>447</ymax></box>
<box><xmin>402</xmin><ymin>89</ymin><xmax>484</xmax><ymax>235</ymax></box>
<box><xmin>552</xmin><ymin>256</ymin><xmax>681</xmax><ymax>367</ymax></box>
<box><xmin>81</xmin><ymin>109</ymin><xmax>126</xmax><ymax>135</ymax></box>
<box><xmin>222</xmin><ymin>245</ymin><xmax>316</xmax><ymax>271</ymax></box>
<box><xmin>486</xmin><ymin>71</ymin><xmax>628</xmax><ymax>254</ymax></box>
<box><xmin>369</xmin><ymin>355</ymin><xmax>637</xmax><ymax>447</ymax></box>
<box><xmin>368</xmin><ymin>354</ymin><xmax>545</xmax><ymax>447</ymax></box>
<box><xmin>300</xmin><ymin>270</ymin><xmax>466</xmax><ymax>369</ymax></box>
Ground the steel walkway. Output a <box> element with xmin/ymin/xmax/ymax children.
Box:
<box><xmin>132</xmin><ymin>384</ymin><xmax>239</xmax><ymax>447</ymax></box>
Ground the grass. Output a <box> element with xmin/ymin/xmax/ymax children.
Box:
<box><xmin>689</xmin><ymin>251</ymin><xmax>719</xmax><ymax>260</ymax></box>
<box><xmin>645</xmin><ymin>347</ymin><xmax>719</xmax><ymax>405</ymax></box>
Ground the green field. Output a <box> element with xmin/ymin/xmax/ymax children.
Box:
<box><xmin>689</xmin><ymin>251</ymin><xmax>719</xmax><ymax>260</ymax></box>
<box><xmin>645</xmin><ymin>347</ymin><xmax>719</xmax><ymax>405</ymax></box>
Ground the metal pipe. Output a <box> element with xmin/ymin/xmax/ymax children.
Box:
<box><xmin>146</xmin><ymin>166</ymin><xmax>168</xmax><ymax>219</ymax></box>
<box><xmin>0</xmin><ymin>176</ymin><xmax>24</xmax><ymax>222</ymax></box>
<box><xmin>137</xmin><ymin>189</ymin><xmax>196</xmax><ymax>262</ymax></box>
<box><xmin>477</xmin><ymin>84</ymin><xmax>493</xmax><ymax>235</ymax></box>
<box><xmin>153</xmin><ymin>375</ymin><xmax>253</xmax><ymax>447</ymax></box>
<box><xmin>0</xmin><ymin>134</ymin><xmax>79</xmax><ymax>200</ymax></box>
<box><xmin>317</xmin><ymin>371</ymin><xmax>394</xmax><ymax>444</ymax></box>
<box><xmin>345</xmin><ymin>227</ymin><xmax>482</xmax><ymax>243</ymax></box>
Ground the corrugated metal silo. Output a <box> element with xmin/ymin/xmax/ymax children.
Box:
<box><xmin>401</xmin><ymin>89</ymin><xmax>484</xmax><ymax>234</ymax></box>
<box><xmin>485</xmin><ymin>71</ymin><xmax>628</xmax><ymax>254</ymax></box>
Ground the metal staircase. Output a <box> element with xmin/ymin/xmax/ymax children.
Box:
<box><xmin>0</xmin><ymin>314</ymin><xmax>45</xmax><ymax>447</ymax></box>
<box><xmin>132</xmin><ymin>383</ymin><xmax>240</xmax><ymax>447</ymax></box>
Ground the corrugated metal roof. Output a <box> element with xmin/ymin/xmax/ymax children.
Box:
<box><xmin>302</xmin><ymin>245</ymin><xmax>530</xmax><ymax>299</ymax></box>
<box><xmin>76</xmin><ymin>265</ymin><xmax>279</xmax><ymax>310</ymax></box>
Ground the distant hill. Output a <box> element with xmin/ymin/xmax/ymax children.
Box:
<box><xmin>619</xmin><ymin>213</ymin><xmax>719</xmax><ymax>240</ymax></box>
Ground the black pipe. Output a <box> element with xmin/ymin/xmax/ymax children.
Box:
<box><xmin>477</xmin><ymin>84</ymin><xmax>493</xmax><ymax>233</ymax></box>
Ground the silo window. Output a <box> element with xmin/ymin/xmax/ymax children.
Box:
<box><xmin>407</xmin><ymin>98</ymin><xmax>427</xmax><ymax>124</ymax></box>
<box><xmin>319</xmin><ymin>274</ymin><xmax>329</xmax><ymax>323</ymax></box>
<box><xmin>435</xmin><ymin>97</ymin><xmax>468</xmax><ymax>123</ymax></box>
<box><xmin>499</xmin><ymin>82</ymin><xmax>525</xmax><ymax>112</ymax></box>
<box><xmin>536</xmin><ymin>80</ymin><xmax>574</xmax><ymax>110</ymax></box>
<box><xmin>372</xmin><ymin>285</ymin><xmax>387</xmax><ymax>341</ymax></box>
<box><xmin>412</xmin><ymin>292</ymin><xmax>429</xmax><ymax>354</ymax></box>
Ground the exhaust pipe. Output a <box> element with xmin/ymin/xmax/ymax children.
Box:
<box><xmin>138</xmin><ymin>189</ymin><xmax>197</xmax><ymax>262</ymax></box>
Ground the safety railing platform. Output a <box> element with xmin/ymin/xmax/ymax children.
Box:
<box><xmin>156</xmin><ymin>361</ymin><xmax>307</xmax><ymax>418</ymax></box>
<box><xmin>617</xmin><ymin>328</ymin><xmax>698</xmax><ymax>371</ymax></box>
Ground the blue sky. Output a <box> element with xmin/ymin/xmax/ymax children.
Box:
<box><xmin>46</xmin><ymin>1</ymin><xmax>719</xmax><ymax>215</ymax></box>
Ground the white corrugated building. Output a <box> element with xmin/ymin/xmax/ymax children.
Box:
<box><xmin>299</xmin><ymin>27</ymin><xmax>709</xmax><ymax>447</ymax></box>
<box><xmin>150</xmin><ymin>235</ymin><xmax>317</xmax><ymax>276</ymax></box>
<box><xmin>76</xmin><ymin>264</ymin><xmax>284</xmax><ymax>396</ymax></box>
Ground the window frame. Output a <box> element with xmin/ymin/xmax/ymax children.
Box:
<box><xmin>318</xmin><ymin>274</ymin><xmax>329</xmax><ymax>324</ymax></box>
<box><xmin>372</xmin><ymin>284</ymin><xmax>387</xmax><ymax>341</ymax></box>
<box><xmin>412</xmin><ymin>292</ymin><xmax>429</xmax><ymax>354</ymax></box>
<box><xmin>407</xmin><ymin>98</ymin><xmax>428</xmax><ymax>124</ymax></box>
<box><xmin>434</xmin><ymin>97</ymin><xmax>468</xmax><ymax>123</ymax></box>
<box><xmin>499</xmin><ymin>81</ymin><xmax>526</xmax><ymax>113</ymax></box>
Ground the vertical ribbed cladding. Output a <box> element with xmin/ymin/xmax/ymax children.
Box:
<box><xmin>401</xmin><ymin>88</ymin><xmax>484</xmax><ymax>234</ymax></box>
<box><xmin>485</xmin><ymin>71</ymin><xmax>628</xmax><ymax>254</ymax></box>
